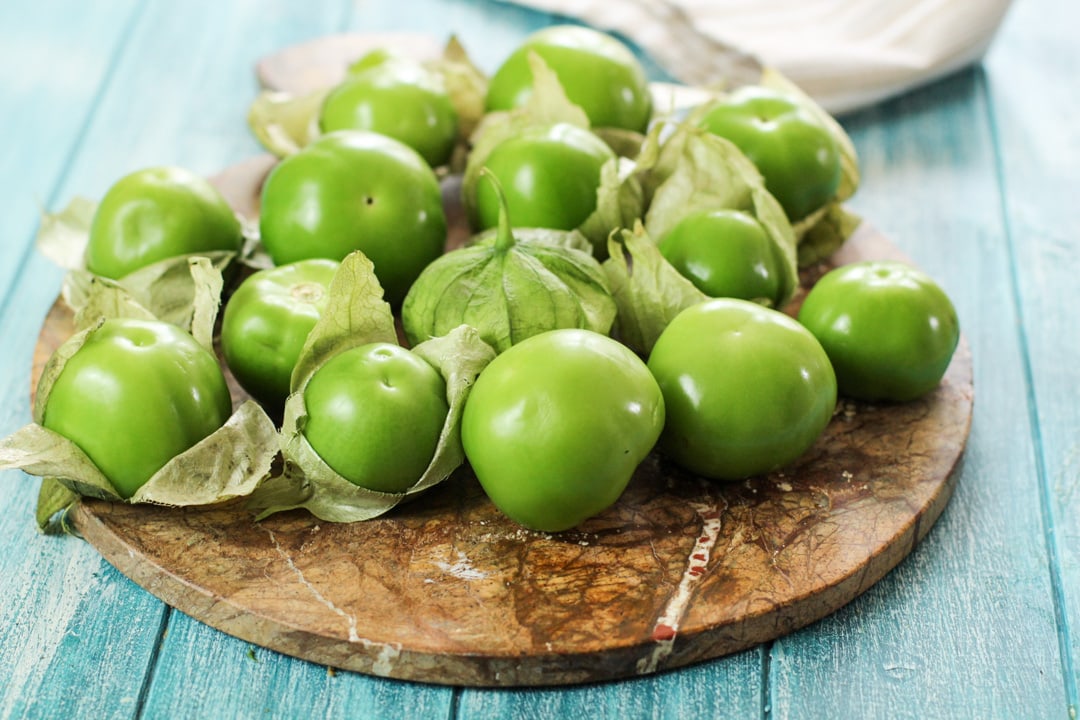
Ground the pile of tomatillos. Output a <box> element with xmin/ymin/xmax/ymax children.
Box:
<box><xmin>2</xmin><ymin>26</ymin><xmax>961</xmax><ymax>533</ymax></box>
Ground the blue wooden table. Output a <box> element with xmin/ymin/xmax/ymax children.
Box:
<box><xmin>1</xmin><ymin>1</ymin><xmax>1076</xmax><ymax>717</ymax></box>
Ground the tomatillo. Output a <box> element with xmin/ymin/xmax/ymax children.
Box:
<box><xmin>461</xmin><ymin>328</ymin><xmax>665</xmax><ymax>532</ymax></box>
<box><xmin>648</xmin><ymin>299</ymin><xmax>836</xmax><ymax>481</ymax></box>
<box><xmin>319</xmin><ymin>57</ymin><xmax>458</xmax><ymax>167</ymax></box>
<box><xmin>486</xmin><ymin>25</ymin><xmax>653</xmax><ymax>132</ymax></box>
<box><xmin>797</xmin><ymin>260</ymin><xmax>960</xmax><ymax>402</ymax></box>
<box><xmin>472</xmin><ymin>123</ymin><xmax>614</xmax><ymax>232</ymax></box>
<box><xmin>657</xmin><ymin>208</ymin><xmax>785</xmax><ymax>305</ymax></box>
<box><xmin>85</xmin><ymin>166</ymin><xmax>242</xmax><ymax>279</ymax></box>
<box><xmin>699</xmin><ymin>87</ymin><xmax>841</xmax><ymax>222</ymax></box>
<box><xmin>302</xmin><ymin>343</ymin><xmax>448</xmax><ymax>494</ymax></box>
<box><xmin>220</xmin><ymin>258</ymin><xmax>339</xmax><ymax>410</ymax></box>
<box><xmin>403</xmin><ymin>170</ymin><xmax>615</xmax><ymax>353</ymax></box>
<box><xmin>259</xmin><ymin>130</ymin><xmax>447</xmax><ymax>306</ymax></box>
<box><xmin>40</xmin><ymin>318</ymin><xmax>232</xmax><ymax>499</ymax></box>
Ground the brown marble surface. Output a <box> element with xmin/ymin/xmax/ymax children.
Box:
<box><xmin>33</xmin><ymin>158</ymin><xmax>974</xmax><ymax>686</ymax></box>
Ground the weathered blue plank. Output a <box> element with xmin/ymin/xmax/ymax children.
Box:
<box><xmin>142</xmin><ymin>611</ymin><xmax>452</xmax><ymax>720</ymax></box>
<box><xmin>984</xmin><ymin>0</ymin><xmax>1080</xmax><ymax>712</ymax></box>
<box><xmin>457</xmin><ymin>648</ymin><xmax>763</xmax><ymax>720</ymax></box>
<box><xmin>767</xmin><ymin>65</ymin><xmax>1067</xmax><ymax>718</ymax></box>
<box><xmin>0</xmin><ymin>2</ymin><xmax>164</xmax><ymax>719</ymax></box>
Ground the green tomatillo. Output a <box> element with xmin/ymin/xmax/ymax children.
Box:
<box><xmin>486</xmin><ymin>25</ymin><xmax>653</xmax><ymax>132</ymax></box>
<box><xmin>471</xmin><ymin>122</ymin><xmax>615</xmax><ymax>232</ymax></box>
<box><xmin>657</xmin><ymin>208</ymin><xmax>786</xmax><ymax>306</ymax></box>
<box><xmin>85</xmin><ymin>166</ymin><xmax>242</xmax><ymax>279</ymax></box>
<box><xmin>699</xmin><ymin>87</ymin><xmax>842</xmax><ymax>222</ymax></box>
<box><xmin>259</xmin><ymin>130</ymin><xmax>447</xmax><ymax>306</ymax></box>
<box><xmin>40</xmin><ymin>318</ymin><xmax>232</xmax><ymax>499</ymax></box>
<box><xmin>461</xmin><ymin>328</ymin><xmax>665</xmax><ymax>532</ymax></box>
<box><xmin>403</xmin><ymin>170</ymin><xmax>616</xmax><ymax>353</ymax></box>
<box><xmin>797</xmin><ymin>260</ymin><xmax>960</xmax><ymax>402</ymax></box>
<box><xmin>648</xmin><ymin>298</ymin><xmax>836</xmax><ymax>481</ymax></box>
<box><xmin>319</xmin><ymin>53</ymin><xmax>458</xmax><ymax>167</ymax></box>
<box><xmin>220</xmin><ymin>258</ymin><xmax>339</xmax><ymax>411</ymax></box>
<box><xmin>302</xmin><ymin>342</ymin><xmax>449</xmax><ymax>494</ymax></box>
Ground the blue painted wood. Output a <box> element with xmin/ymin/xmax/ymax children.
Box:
<box><xmin>984</xmin><ymin>0</ymin><xmax>1080</xmax><ymax>712</ymax></box>
<box><xmin>141</xmin><ymin>612</ymin><xmax>452</xmax><ymax>720</ymax></box>
<box><xmin>767</xmin><ymin>65</ymin><xmax>1067</xmax><ymax>719</ymax></box>
<box><xmin>457</xmin><ymin>648</ymin><xmax>763</xmax><ymax>720</ymax></box>
<box><xmin>0</xmin><ymin>2</ymin><xmax>168</xmax><ymax>719</ymax></box>
<box><xmin>0</xmin><ymin>0</ymin><xmax>1076</xmax><ymax>718</ymax></box>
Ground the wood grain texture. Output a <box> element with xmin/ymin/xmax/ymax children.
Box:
<box><xmin>32</xmin><ymin>204</ymin><xmax>973</xmax><ymax>686</ymax></box>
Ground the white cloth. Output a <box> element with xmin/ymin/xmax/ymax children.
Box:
<box><xmin>498</xmin><ymin>0</ymin><xmax>1013</xmax><ymax>114</ymax></box>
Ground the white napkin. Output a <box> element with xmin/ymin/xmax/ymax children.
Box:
<box><xmin>497</xmin><ymin>0</ymin><xmax>1013</xmax><ymax>113</ymax></box>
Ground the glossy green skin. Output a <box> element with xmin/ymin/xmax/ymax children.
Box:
<box><xmin>699</xmin><ymin>87</ymin><xmax>841</xmax><ymax>222</ymax></box>
<box><xmin>220</xmin><ymin>258</ymin><xmax>339</xmax><ymax>410</ymax></box>
<box><xmin>41</xmin><ymin>319</ymin><xmax>232</xmax><ymax>499</ymax></box>
<box><xmin>648</xmin><ymin>299</ymin><xmax>836</xmax><ymax>481</ymax></box>
<box><xmin>302</xmin><ymin>343</ymin><xmax>448</xmax><ymax>493</ymax></box>
<box><xmin>658</xmin><ymin>209</ymin><xmax>784</xmax><ymax>305</ymax></box>
<box><xmin>85</xmin><ymin>166</ymin><xmax>242</xmax><ymax>279</ymax></box>
<box><xmin>797</xmin><ymin>261</ymin><xmax>960</xmax><ymax>402</ymax></box>
<box><xmin>259</xmin><ymin>131</ymin><xmax>447</xmax><ymax>307</ymax></box>
<box><xmin>461</xmin><ymin>329</ymin><xmax>665</xmax><ymax>532</ymax></box>
<box><xmin>473</xmin><ymin>123</ymin><xmax>614</xmax><ymax>232</ymax></box>
<box><xmin>486</xmin><ymin>25</ymin><xmax>653</xmax><ymax>132</ymax></box>
<box><xmin>319</xmin><ymin>61</ymin><xmax>458</xmax><ymax>168</ymax></box>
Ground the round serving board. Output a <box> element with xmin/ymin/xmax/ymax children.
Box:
<box><xmin>32</xmin><ymin>155</ymin><xmax>973</xmax><ymax>687</ymax></box>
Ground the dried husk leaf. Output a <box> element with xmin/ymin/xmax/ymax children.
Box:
<box><xmin>407</xmin><ymin>326</ymin><xmax>496</xmax><ymax>493</ymax></box>
<box><xmin>425</xmin><ymin>35</ymin><xmax>489</xmax><ymax>171</ymax></box>
<box><xmin>0</xmin><ymin>423</ymin><xmax>118</xmax><ymax>501</ymax></box>
<box><xmin>603</xmin><ymin>223</ymin><xmax>709</xmax><ymax>356</ymax></box>
<box><xmin>65</xmin><ymin>253</ymin><xmax>230</xmax><ymax>352</ymax></box>
<box><xmin>35</xmin><ymin>478</ymin><xmax>79</xmax><ymax>534</ymax></box>
<box><xmin>35</xmin><ymin>196</ymin><xmax>97</xmax><ymax>271</ymax></box>
<box><xmin>186</xmin><ymin>256</ymin><xmax>226</xmax><ymax>351</ymax></box>
<box><xmin>129</xmin><ymin>401</ymin><xmax>278</xmax><ymax>506</ymax></box>
<box><xmin>287</xmin><ymin>251</ymin><xmax>397</xmax><ymax>393</ymax></box>
<box><xmin>247</xmin><ymin>87</ymin><xmax>328</xmax><ymax>157</ymax></box>
<box><xmin>593</xmin><ymin>127</ymin><xmax>646</xmax><ymax>159</ymax></box>
<box><xmin>71</xmin><ymin>277</ymin><xmax>158</xmax><ymax>332</ymax></box>
<box><xmin>796</xmin><ymin>203</ymin><xmax>864</xmax><ymax>267</ymax></box>
<box><xmin>401</xmin><ymin>226</ymin><xmax>616</xmax><ymax>353</ymax></box>
<box><xmin>578</xmin><ymin>156</ymin><xmax>645</xmax><ymax>259</ymax></box>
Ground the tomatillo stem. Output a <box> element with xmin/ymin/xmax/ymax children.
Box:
<box><xmin>479</xmin><ymin>167</ymin><xmax>517</xmax><ymax>253</ymax></box>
